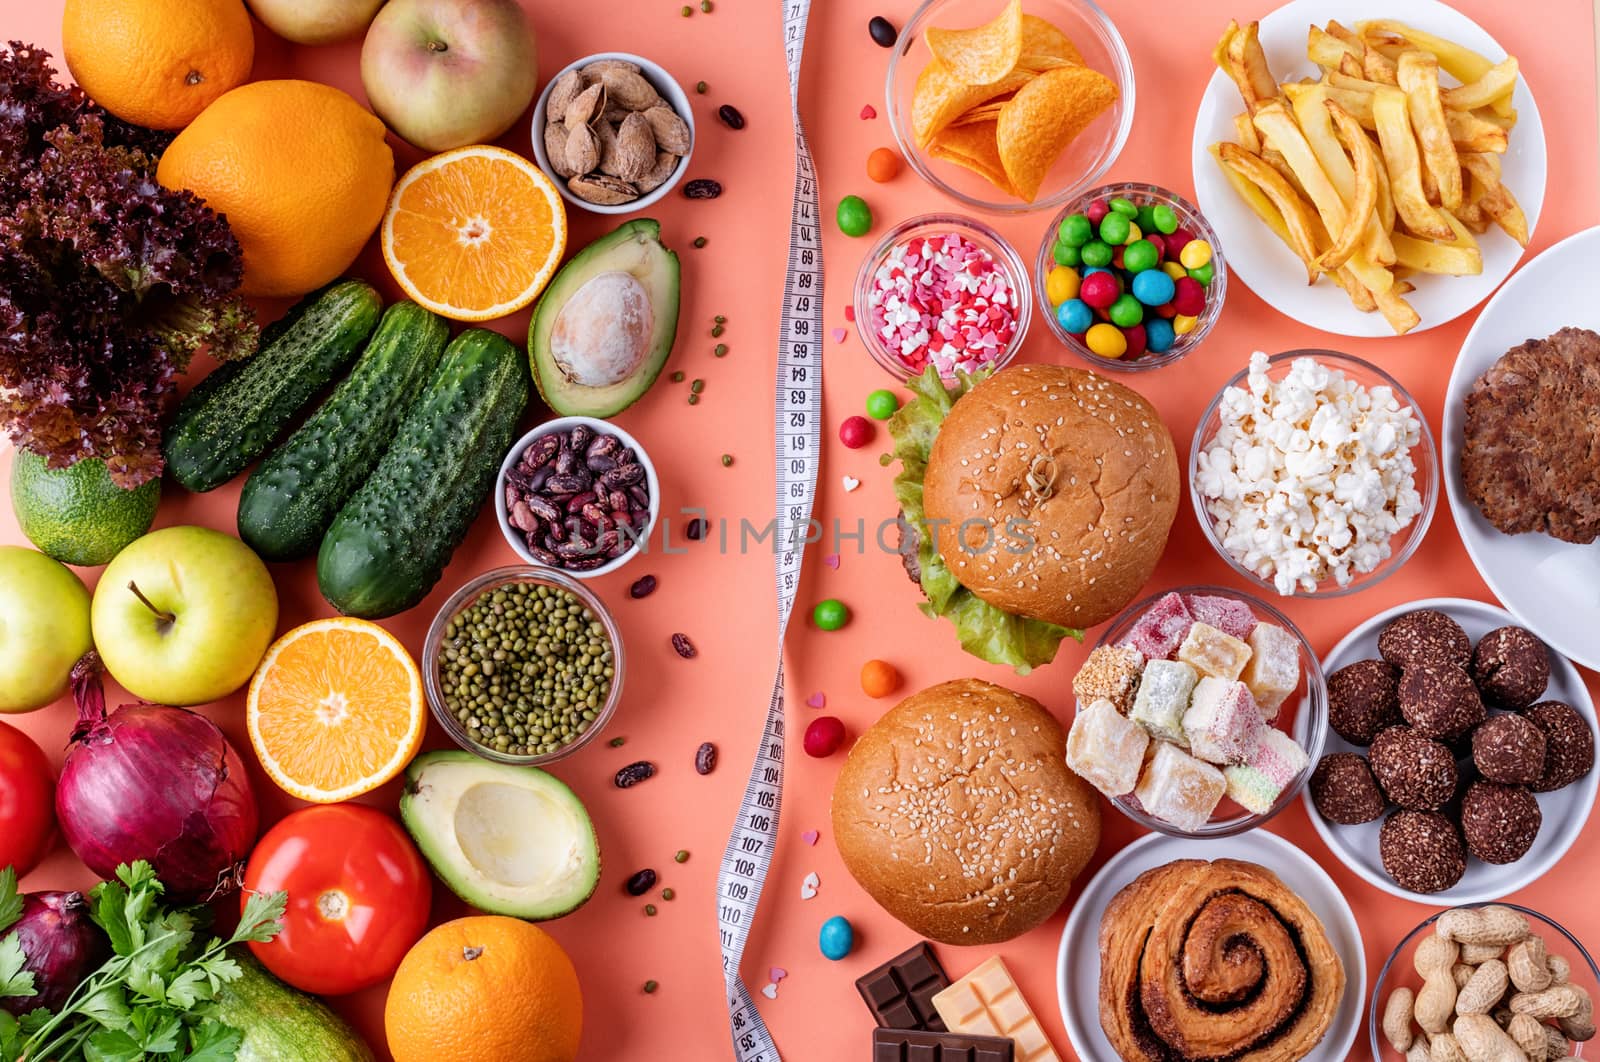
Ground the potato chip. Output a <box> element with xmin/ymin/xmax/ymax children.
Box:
<box><xmin>996</xmin><ymin>65</ymin><xmax>1116</xmax><ymax>201</ymax></box>
<box><xmin>912</xmin><ymin>61</ymin><xmax>1031</xmax><ymax>148</ymax></box>
<box><xmin>951</xmin><ymin>100</ymin><xmax>1006</xmax><ymax>128</ymax></box>
<box><xmin>1021</xmin><ymin>14</ymin><xmax>1082</xmax><ymax>64</ymax></box>
<box><xmin>928</xmin><ymin>120</ymin><xmax>1014</xmax><ymax>195</ymax></box>
<box><xmin>925</xmin><ymin>0</ymin><xmax>1024</xmax><ymax>86</ymax></box>
<box><xmin>1016</xmin><ymin>54</ymin><xmax>1076</xmax><ymax>73</ymax></box>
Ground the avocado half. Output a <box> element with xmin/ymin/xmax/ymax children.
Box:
<box><xmin>529</xmin><ymin>218</ymin><xmax>680</xmax><ymax>418</ymax></box>
<box><xmin>399</xmin><ymin>750</ymin><xmax>601</xmax><ymax>920</ymax></box>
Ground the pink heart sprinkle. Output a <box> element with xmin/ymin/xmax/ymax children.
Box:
<box><xmin>822</xmin><ymin>553</ymin><xmax>839</xmax><ymax>569</ymax></box>
<box><xmin>830</xmin><ymin>327</ymin><xmax>847</xmax><ymax>344</ymax></box>
<box><xmin>802</xmin><ymin>830</ymin><xmax>819</xmax><ymax>846</ymax></box>
<box><xmin>805</xmin><ymin>691</ymin><xmax>825</xmax><ymax>709</ymax></box>
<box><xmin>770</xmin><ymin>967</ymin><xmax>788</xmax><ymax>982</ymax></box>
<box><xmin>860</xmin><ymin>104</ymin><xmax>877</xmax><ymax>120</ymax></box>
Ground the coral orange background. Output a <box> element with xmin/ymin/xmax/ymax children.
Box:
<box><xmin>6</xmin><ymin>0</ymin><xmax>1598</xmax><ymax>1059</ymax></box>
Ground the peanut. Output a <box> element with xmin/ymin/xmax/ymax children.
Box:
<box><xmin>1556</xmin><ymin>988</ymin><xmax>1594</xmax><ymax>1042</ymax></box>
<box><xmin>1454</xmin><ymin>963</ymin><xmax>1480</xmax><ymax>989</ymax></box>
<box><xmin>1547</xmin><ymin>955</ymin><xmax>1571</xmax><ymax>986</ymax></box>
<box><xmin>1508</xmin><ymin>938</ymin><xmax>1552</xmax><ymax>993</ymax></box>
<box><xmin>1385</xmin><ymin>987</ymin><xmax>1418</xmax><ymax>1053</ymax></box>
<box><xmin>1459</xmin><ymin>961</ymin><xmax>1511</xmax><ymax>1015</ymax></box>
<box><xmin>1511</xmin><ymin>984</ymin><xmax>1586</xmax><ymax>1020</ymax></box>
<box><xmin>1417</xmin><ymin>935</ymin><xmax>1462</xmax><ymax>1036</ymax></box>
<box><xmin>1430</xmin><ymin>1032</ymin><xmax>1467</xmax><ymax>1062</ymax></box>
<box><xmin>1439</xmin><ymin>907</ymin><xmax>1531</xmax><ymax>948</ymax></box>
<box><xmin>1452</xmin><ymin>1013</ymin><xmax>1528</xmax><ymax>1062</ymax></box>
<box><xmin>1507</xmin><ymin>1014</ymin><xmax>1548</xmax><ymax>1062</ymax></box>
<box><xmin>1463</xmin><ymin>942</ymin><xmax>1509</xmax><ymax>965</ymax></box>
<box><xmin>1543</xmin><ymin>1027</ymin><xmax>1570</xmax><ymax>1058</ymax></box>
<box><xmin>1407</xmin><ymin>1041</ymin><xmax>1434</xmax><ymax>1062</ymax></box>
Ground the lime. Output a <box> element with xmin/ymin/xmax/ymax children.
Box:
<box><xmin>11</xmin><ymin>450</ymin><xmax>159</xmax><ymax>566</ymax></box>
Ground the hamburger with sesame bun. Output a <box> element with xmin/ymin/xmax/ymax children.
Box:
<box><xmin>888</xmin><ymin>364</ymin><xmax>1179</xmax><ymax>672</ymax></box>
<box><xmin>831</xmin><ymin>678</ymin><xmax>1101</xmax><ymax>945</ymax></box>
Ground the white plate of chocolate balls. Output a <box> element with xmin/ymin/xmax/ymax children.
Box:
<box><xmin>1304</xmin><ymin>598</ymin><xmax>1598</xmax><ymax>904</ymax></box>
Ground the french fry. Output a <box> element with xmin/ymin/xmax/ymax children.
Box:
<box><xmin>1218</xmin><ymin>20</ymin><xmax>1278</xmax><ymax>114</ymax></box>
<box><xmin>1215</xmin><ymin>141</ymin><xmax>1326</xmax><ymax>282</ymax></box>
<box><xmin>1234</xmin><ymin>111</ymin><xmax>1262</xmax><ymax>154</ymax></box>
<box><xmin>1363</xmin><ymin>49</ymin><xmax>1398</xmax><ymax>85</ymax></box>
<box><xmin>1371</xmin><ymin>86</ymin><xmax>1454</xmax><ymax>239</ymax></box>
<box><xmin>1457</xmin><ymin>198</ymin><xmax>1490</xmax><ymax>233</ymax></box>
<box><xmin>1338</xmin><ymin>53</ymin><xmax>1365</xmax><ymax>80</ymax></box>
<box><xmin>1391</xmin><ymin>227</ymin><xmax>1482</xmax><ymax>275</ymax></box>
<box><xmin>1294</xmin><ymin>81</ymin><xmax>1376</xmax><ymax>126</ymax></box>
<box><xmin>1208</xmin><ymin>142</ymin><xmax>1293</xmax><ymax>246</ymax></box>
<box><xmin>1291</xmin><ymin>86</ymin><xmax>1391</xmax><ymax>264</ymax></box>
<box><xmin>1321</xmin><ymin>100</ymin><xmax>1383</xmax><ymax>270</ymax></box>
<box><xmin>1308</xmin><ymin>25</ymin><xmax>1360</xmax><ymax>68</ymax></box>
<box><xmin>1356</xmin><ymin>20</ymin><xmax>1515</xmax><ymax>117</ymax></box>
<box><xmin>1445</xmin><ymin>109</ymin><xmax>1508</xmax><ymax>153</ymax></box>
<box><xmin>1373</xmin><ymin>283</ymin><xmax>1420</xmax><ymax>334</ymax></box>
<box><xmin>1335</xmin><ymin>266</ymin><xmax>1377</xmax><ymax>311</ymax></box>
<box><xmin>1371</xmin><ymin>127</ymin><xmax>1396</xmax><ymax>231</ymax></box>
<box><xmin>1462</xmin><ymin>152</ymin><xmax>1529</xmax><ymax>246</ymax></box>
<box><xmin>1260</xmin><ymin>146</ymin><xmax>1302</xmax><ymax>194</ymax></box>
<box><xmin>1397</xmin><ymin>51</ymin><xmax>1462</xmax><ymax>209</ymax></box>
<box><xmin>1441</xmin><ymin>57</ymin><xmax>1519</xmax><ymax>111</ymax></box>
<box><xmin>1323</xmin><ymin>20</ymin><xmax>1364</xmax><ymax>49</ymax></box>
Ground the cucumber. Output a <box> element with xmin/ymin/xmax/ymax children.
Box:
<box><xmin>318</xmin><ymin>329</ymin><xmax>529</xmax><ymax>618</ymax></box>
<box><xmin>238</xmin><ymin>302</ymin><xmax>449</xmax><ymax>560</ymax></box>
<box><xmin>163</xmin><ymin>280</ymin><xmax>383</xmax><ymax>493</ymax></box>
<box><xmin>214</xmin><ymin>952</ymin><xmax>375</xmax><ymax>1062</ymax></box>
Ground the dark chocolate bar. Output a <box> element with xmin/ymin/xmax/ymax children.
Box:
<box><xmin>871</xmin><ymin>1027</ymin><xmax>1015</xmax><ymax>1062</ymax></box>
<box><xmin>855</xmin><ymin>942</ymin><xmax>950</xmax><ymax>1031</ymax></box>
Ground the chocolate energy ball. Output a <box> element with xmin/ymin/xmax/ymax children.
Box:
<box><xmin>1380</xmin><ymin>810</ymin><xmax>1466</xmax><ymax>894</ymax></box>
<box><xmin>1326</xmin><ymin>659</ymin><xmax>1402</xmax><ymax>746</ymax></box>
<box><xmin>1460</xmin><ymin>781</ymin><xmax>1542</xmax><ymax>864</ymax></box>
<box><xmin>1470</xmin><ymin>626</ymin><xmax>1551</xmax><ymax>710</ymax></box>
<box><xmin>1525</xmin><ymin>701</ymin><xmax>1596</xmax><ymax>792</ymax></box>
<box><xmin>1398</xmin><ymin>663</ymin><xmax>1486</xmax><ymax>741</ymax></box>
<box><xmin>1379</xmin><ymin>610</ymin><xmax>1471</xmax><ymax>670</ymax></box>
<box><xmin>1309</xmin><ymin>753</ymin><xmax>1387</xmax><ymax>825</ymax></box>
<box><xmin>1369</xmin><ymin>726</ymin><xmax>1458</xmax><ymax>810</ymax></box>
<box><xmin>1471</xmin><ymin>713</ymin><xmax>1548</xmax><ymax>785</ymax></box>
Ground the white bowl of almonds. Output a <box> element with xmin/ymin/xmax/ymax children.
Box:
<box><xmin>531</xmin><ymin>52</ymin><xmax>694</xmax><ymax>213</ymax></box>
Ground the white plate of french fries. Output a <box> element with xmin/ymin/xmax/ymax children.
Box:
<box><xmin>1190</xmin><ymin>0</ymin><xmax>1545</xmax><ymax>336</ymax></box>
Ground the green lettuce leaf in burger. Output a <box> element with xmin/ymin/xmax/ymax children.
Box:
<box><xmin>885</xmin><ymin>363</ymin><xmax>1180</xmax><ymax>672</ymax></box>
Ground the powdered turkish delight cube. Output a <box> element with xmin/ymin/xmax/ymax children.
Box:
<box><xmin>1129</xmin><ymin>659</ymin><xmax>1198</xmax><ymax>745</ymax></box>
<box><xmin>1177</xmin><ymin>622</ymin><xmax>1253</xmax><ymax>681</ymax></box>
<box><xmin>1183</xmin><ymin>593</ymin><xmax>1258</xmax><ymax>641</ymax></box>
<box><xmin>1182</xmin><ymin>677</ymin><xmax>1265</xmax><ymax>765</ymax></box>
<box><xmin>1135</xmin><ymin>742</ymin><xmax>1226</xmax><ymax>832</ymax></box>
<box><xmin>1071</xmin><ymin>644</ymin><xmax>1145</xmax><ymax>714</ymax></box>
<box><xmin>1223</xmin><ymin>729</ymin><xmax>1309</xmax><ymax>814</ymax></box>
<box><xmin>1065</xmin><ymin>698</ymin><xmax>1149</xmax><ymax>798</ymax></box>
<box><xmin>1123</xmin><ymin>592</ymin><xmax>1193</xmax><ymax>660</ymax></box>
<box><xmin>1241</xmin><ymin>622</ymin><xmax>1301</xmax><ymax>720</ymax></box>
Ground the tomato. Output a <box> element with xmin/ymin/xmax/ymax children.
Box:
<box><xmin>0</xmin><ymin>720</ymin><xmax>55</xmax><ymax>876</ymax></box>
<box><xmin>242</xmin><ymin>804</ymin><xmax>431</xmax><ymax>995</ymax></box>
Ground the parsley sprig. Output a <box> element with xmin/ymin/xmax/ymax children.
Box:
<box><xmin>0</xmin><ymin>861</ymin><xmax>285</xmax><ymax>1062</ymax></box>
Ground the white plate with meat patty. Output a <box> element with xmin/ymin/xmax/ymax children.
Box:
<box><xmin>1443</xmin><ymin>225</ymin><xmax>1600</xmax><ymax>671</ymax></box>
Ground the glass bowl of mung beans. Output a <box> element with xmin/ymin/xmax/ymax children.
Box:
<box><xmin>424</xmin><ymin>566</ymin><xmax>625</xmax><ymax>765</ymax></box>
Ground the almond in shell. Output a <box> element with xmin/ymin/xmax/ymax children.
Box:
<box><xmin>581</xmin><ymin>58</ymin><xmax>642</xmax><ymax>78</ymax></box>
<box><xmin>597</xmin><ymin>67</ymin><xmax>660</xmax><ymax>111</ymax></box>
<box><xmin>613</xmin><ymin>112</ymin><xmax>656</xmax><ymax>183</ymax></box>
<box><xmin>547</xmin><ymin>68</ymin><xmax>585</xmax><ymax>123</ymax></box>
<box><xmin>636</xmin><ymin>151</ymin><xmax>681</xmax><ymax>193</ymax></box>
<box><xmin>569</xmin><ymin>173</ymin><xmax>639</xmax><ymax>205</ymax></box>
<box><xmin>642</xmin><ymin>105</ymin><xmax>691</xmax><ymax>154</ymax></box>
<box><xmin>565</xmin><ymin>122</ymin><xmax>601</xmax><ymax>175</ymax></box>
<box><xmin>544</xmin><ymin>122</ymin><xmax>577</xmax><ymax>178</ymax></box>
<box><xmin>563</xmin><ymin>82</ymin><xmax>606</xmax><ymax>129</ymax></box>
<box><xmin>597</xmin><ymin>120</ymin><xmax>624</xmax><ymax>177</ymax></box>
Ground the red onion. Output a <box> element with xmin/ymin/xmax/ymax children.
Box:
<box><xmin>55</xmin><ymin>655</ymin><xmax>258</xmax><ymax>902</ymax></box>
<box><xmin>1</xmin><ymin>891</ymin><xmax>107</xmax><ymax>1016</ymax></box>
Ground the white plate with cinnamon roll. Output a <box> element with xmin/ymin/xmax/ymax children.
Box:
<box><xmin>1056</xmin><ymin>830</ymin><xmax>1364</xmax><ymax>1062</ymax></box>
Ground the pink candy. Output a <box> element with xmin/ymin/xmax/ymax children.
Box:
<box><xmin>865</xmin><ymin>232</ymin><xmax>1018</xmax><ymax>377</ymax></box>
<box><xmin>1124</xmin><ymin>592</ymin><xmax>1194</xmax><ymax>660</ymax></box>
<box><xmin>1183</xmin><ymin>594</ymin><xmax>1257</xmax><ymax>641</ymax></box>
<box><xmin>838</xmin><ymin>416</ymin><xmax>873</xmax><ymax>449</ymax></box>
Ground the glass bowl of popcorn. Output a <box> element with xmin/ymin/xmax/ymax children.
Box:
<box><xmin>1188</xmin><ymin>350</ymin><xmax>1439</xmax><ymax>599</ymax></box>
<box><xmin>1066</xmin><ymin>585</ymin><xmax>1328</xmax><ymax>838</ymax></box>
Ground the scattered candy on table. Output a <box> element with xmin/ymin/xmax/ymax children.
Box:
<box><xmin>804</xmin><ymin>716</ymin><xmax>847</xmax><ymax>757</ymax></box>
<box><xmin>868</xmin><ymin>14</ymin><xmax>897</xmax><ymax>47</ymax></box>
<box><xmin>800</xmin><ymin>871</ymin><xmax>820</xmax><ymax>899</ymax></box>
<box><xmin>859</xmin><ymin>659</ymin><xmax>902</xmax><ymax>698</ymax></box>
<box><xmin>838</xmin><ymin>415</ymin><xmax>873</xmax><ymax>448</ymax></box>
<box><xmin>864</xmin><ymin>230</ymin><xmax>1019</xmax><ymax>378</ymax></box>
<box><xmin>819</xmin><ymin>915</ymin><xmax>854</xmax><ymax>960</ymax></box>
<box><xmin>837</xmin><ymin>195</ymin><xmax>873</xmax><ymax>236</ymax></box>
<box><xmin>866</xmin><ymin>147</ymin><xmax>901</xmax><ymax>182</ymax></box>
<box><xmin>865</xmin><ymin>389</ymin><xmax>900</xmax><ymax>420</ymax></box>
<box><xmin>812</xmin><ymin>598</ymin><xmax>850</xmax><ymax>630</ymax></box>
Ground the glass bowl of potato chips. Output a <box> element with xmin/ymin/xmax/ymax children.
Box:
<box><xmin>886</xmin><ymin>0</ymin><xmax>1135</xmax><ymax>214</ymax></box>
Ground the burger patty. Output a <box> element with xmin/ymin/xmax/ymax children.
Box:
<box><xmin>1463</xmin><ymin>326</ymin><xmax>1600</xmax><ymax>544</ymax></box>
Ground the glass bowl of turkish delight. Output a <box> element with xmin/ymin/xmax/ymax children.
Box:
<box><xmin>1066</xmin><ymin>585</ymin><xmax>1328</xmax><ymax>837</ymax></box>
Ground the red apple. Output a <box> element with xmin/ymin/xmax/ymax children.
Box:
<box><xmin>360</xmin><ymin>0</ymin><xmax>538</xmax><ymax>152</ymax></box>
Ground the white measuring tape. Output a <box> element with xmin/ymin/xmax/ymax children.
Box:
<box><xmin>714</xmin><ymin>0</ymin><xmax>822</xmax><ymax>1058</ymax></box>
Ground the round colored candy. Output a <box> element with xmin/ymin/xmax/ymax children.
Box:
<box><xmin>1131</xmin><ymin>268</ymin><xmax>1175</xmax><ymax>307</ymax></box>
<box><xmin>1179</xmin><ymin>239</ymin><xmax>1213</xmax><ymax>270</ymax></box>
<box><xmin>819</xmin><ymin>916</ymin><xmax>854</xmax><ymax>960</ymax></box>
<box><xmin>1084</xmin><ymin>322</ymin><xmax>1127</xmax><ymax>359</ymax></box>
<box><xmin>838</xmin><ymin>415</ymin><xmax>873</xmax><ymax>448</ymax></box>
<box><xmin>1053</xmin><ymin>241</ymin><xmax>1081</xmax><ymax>267</ymax></box>
<box><xmin>813</xmin><ymin>598</ymin><xmax>850</xmax><ymax>630</ymax></box>
<box><xmin>1082</xmin><ymin>266</ymin><xmax>1113</xmax><ymax>278</ymax></box>
<box><xmin>1136</xmin><ymin>204</ymin><xmax>1159</xmax><ymax>236</ymax></box>
<box><xmin>1079</xmin><ymin>271</ymin><xmax>1119</xmax><ymax>309</ymax></box>
<box><xmin>1123</xmin><ymin>239</ymin><xmax>1159</xmax><ymax>273</ymax></box>
<box><xmin>1109</xmin><ymin>197</ymin><xmax>1138</xmax><ymax>218</ymax></box>
<box><xmin>1108</xmin><ymin>293</ymin><xmax>1143</xmax><ymax>327</ymax></box>
<box><xmin>1098</xmin><ymin>211</ymin><xmax>1130</xmax><ymax>246</ymax></box>
<box><xmin>1080</xmin><ymin>240</ymin><xmax>1112</xmax><ymax>268</ymax></box>
<box><xmin>1145</xmin><ymin>233</ymin><xmax>1166</xmax><ymax>260</ymax></box>
<box><xmin>1145</xmin><ymin>317</ymin><xmax>1175</xmax><ymax>353</ymax></box>
<box><xmin>1172</xmin><ymin>276</ymin><xmax>1206</xmax><ymax>317</ymax></box>
<box><xmin>1168</xmin><ymin>228</ymin><xmax>1196</xmax><ymax>252</ymax></box>
<box><xmin>1124</xmin><ymin>222</ymin><xmax>1142</xmax><ymax>245</ymax></box>
<box><xmin>1173</xmin><ymin>313</ymin><xmax>1199</xmax><ymax>336</ymax></box>
<box><xmin>865</xmin><ymin>389</ymin><xmax>899</xmax><ymax>420</ymax></box>
<box><xmin>1187</xmin><ymin>261</ymin><xmax>1214</xmax><ymax>286</ymax></box>
<box><xmin>1046</xmin><ymin>265</ymin><xmax>1081</xmax><ymax>304</ymax></box>
<box><xmin>1161</xmin><ymin>261</ymin><xmax>1186</xmax><ymax>280</ymax></box>
<box><xmin>1152</xmin><ymin>204</ymin><xmax>1179</xmax><ymax>234</ymax></box>
<box><xmin>836</xmin><ymin>195</ymin><xmax>872</xmax><ymax>237</ymax></box>
<box><xmin>1059</xmin><ymin>214</ymin><xmax>1092</xmax><ymax>246</ymax></box>
<box><xmin>803</xmin><ymin>716</ymin><xmax>847</xmax><ymax>757</ymax></box>
<box><xmin>1055</xmin><ymin>298</ymin><xmax>1092</xmax><ymax>334</ymax></box>
<box><xmin>1122</xmin><ymin>323</ymin><xmax>1147</xmax><ymax>359</ymax></box>
<box><xmin>866</xmin><ymin>147</ymin><xmax>902</xmax><ymax>183</ymax></box>
<box><xmin>1153</xmin><ymin>301</ymin><xmax>1178</xmax><ymax>319</ymax></box>
<box><xmin>1086</xmin><ymin>200</ymin><xmax>1110</xmax><ymax>225</ymax></box>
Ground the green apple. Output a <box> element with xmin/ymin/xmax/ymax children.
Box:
<box><xmin>91</xmin><ymin>526</ymin><xmax>278</xmax><ymax>706</ymax></box>
<box><xmin>0</xmin><ymin>546</ymin><xmax>92</xmax><ymax>712</ymax></box>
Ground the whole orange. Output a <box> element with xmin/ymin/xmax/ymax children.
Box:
<box><xmin>62</xmin><ymin>0</ymin><xmax>254</xmax><ymax>130</ymax></box>
<box><xmin>157</xmin><ymin>81</ymin><xmax>394</xmax><ymax>299</ymax></box>
<box><xmin>385</xmin><ymin>916</ymin><xmax>583</xmax><ymax>1062</ymax></box>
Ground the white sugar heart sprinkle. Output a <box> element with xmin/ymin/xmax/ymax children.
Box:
<box><xmin>800</xmin><ymin>872</ymin><xmax>819</xmax><ymax>900</ymax></box>
<box><xmin>770</xmin><ymin>967</ymin><xmax>788</xmax><ymax>982</ymax></box>
<box><xmin>805</xmin><ymin>691</ymin><xmax>825</xmax><ymax>708</ymax></box>
<box><xmin>842</xmin><ymin>475</ymin><xmax>860</xmax><ymax>492</ymax></box>
<box><xmin>801</xmin><ymin>829</ymin><xmax>819</xmax><ymax>846</ymax></box>
<box><xmin>830</xmin><ymin>327</ymin><xmax>848</xmax><ymax>344</ymax></box>
<box><xmin>762</xmin><ymin>982</ymin><xmax>779</xmax><ymax>999</ymax></box>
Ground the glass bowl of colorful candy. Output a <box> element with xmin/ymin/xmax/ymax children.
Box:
<box><xmin>854</xmin><ymin>213</ymin><xmax>1032</xmax><ymax>381</ymax></box>
<box><xmin>1035</xmin><ymin>182</ymin><xmax>1226</xmax><ymax>370</ymax></box>
<box><xmin>1065</xmin><ymin>586</ymin><xmax>1328</xmax><ymax>837</ymax></box>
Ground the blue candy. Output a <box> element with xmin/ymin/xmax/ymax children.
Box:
<box><xmin>1145</xmin><ymin>317</ymin><xmax>1176</xmax><ymax>354</ymax></box>
<box><xmin>819</xmin><ymin>915</ymin><xmax>854</xmax><ymax>960</ymax></box>
<box><xmin>1055</xmin><ymin>298</ymin><xmax>1093</xmax><ymax>335</ymax></box>
<box><xmin>1083</xmin><ymin>266</ymin><xmax>1114</xmax><ymax>278</ymax></box>
<box><xmin>1131</xmin><ymin>269</ymin><xmax>1176</xmax><ymax>307</ymax></box>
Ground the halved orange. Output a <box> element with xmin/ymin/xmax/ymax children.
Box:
<box><xmin>247</xmin><ymin>618</ymin><xmax>426</xmax><ymax>803</ymax></box>
<box><xmin>381</xmin><ymin>145</ymin><xmax>568</xmax><ymax>322</ymax></box>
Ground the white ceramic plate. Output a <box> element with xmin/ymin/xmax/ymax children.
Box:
<box><xmin>1056</xmin><ymin>830</ymin><xmax>1365</xmax><ymax>1062</ymax></box>
<box><xmin>1306</xmin><ymin>597</ymin><xmax>1599</xmax><ymax>905</ymax></box>
<box><xmin>1442</xmin><ymin>226</ymin><xmax>1600</xmax><ymax>671</ymax></box>
<box><xmin>1189</xmin><ymin>0</ymin><xmax>1546</xmax><ymax>337</ymax></box>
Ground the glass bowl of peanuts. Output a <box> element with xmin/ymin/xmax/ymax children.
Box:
<box><xmin>1370</xmin><ymin>902</ymin><xmax>1599</xmax><ymax>1061</ymax></box>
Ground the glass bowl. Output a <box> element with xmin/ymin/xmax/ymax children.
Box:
<box><xmin>423</xmin><ymin>566</ymin><xmax>625</xmax><ymax>766</ymax></box>
<box><xmin>1190</xmin><ymin>350</ymin><xmax>1440</xmax><ymax>599</ymax></box>
<box><xmin>1369</xmin><ymin>903</ymin><xmax>1600</xmax><ymax>1060</ymax></box>
<box><xmin>885</xmin><ymin>0</ymin><xmax>1134</xmax><ymax>215</ymax></box>
<box><xmin>1035</xmin><ymin>182</ymin><xmax>1228</xmax><ymax>372</ymax></box>
<box><xmin>1082</xmin><ymin>584</ymin><xmax>1328</xmax><ymax>838</ymax></box>
<box><xmin>854</xmin><ymin>213</ymin><xmax>1032</xmax><ymax>382</ymax></box>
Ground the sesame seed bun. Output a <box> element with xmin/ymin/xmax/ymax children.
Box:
<box><xmin>831</xmin><ymin>678</ymin><xmax>1101</xmax><ymax>945</ymax></box>
<box><xmin>922</xmin><ymin>364</ymin><xmax>1178</xmax><ymax>630</ymax></box>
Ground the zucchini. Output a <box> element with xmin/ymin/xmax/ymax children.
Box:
<box><xmin>214</xmin><ymin>952</ymin><xmax>375</xmax><ymax>1062</ymax></box>
<box><xmin>318</xmin><ymin>328</ymin><xmax>529</xmax><ymax>618</ymax></box>
<box><xmin>238</xmin><ymin>302</ymin><xmax>449</xmax><ymax>560</ymax></box>
<box><xmin>163</xmin><ymin>280</ymin><xmax>383</xmax><ymax>492</ymax></box>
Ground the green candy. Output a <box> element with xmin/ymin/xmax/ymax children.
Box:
<box><xmin>1108</xmin><ymin>293</ymin><xmax>1144</xmax><ymax>328</ymax></box>
<box><xmin>1109</xmin><ymin>197</ymin><xmax>1138</xmax><ymax>218</ymax></box>
<box><xmin>1080</xmin><ymin>239</ymin><xmax>1113</xmax><ymax>268</ymax></box>
<box><xmin>1098</xmin><ymin>212</ymin><xmax>1130</xmax><ymax>246</ymax></box>
<box><xmin>1058</xmin><ymin>213</ymin><xmax>1092</xmax><ymax>246</ymax></box>
<box><xmin>1152</xmin><ymin>203</ymin><xmax>1179</xmax><ymax>234</ymax></box>
<box><xmin>836</xmin><ymin>195</ymin><xmax>873</xmax><ymax>237</ymax></box>
<box><xmin>812</xmin><ymin>598</ymin><xmax>850</xmax><ymax>631</ymax></box>
<box><xmin>865</xmin><ymin>389</ymin><xmax>900</xmax><ymax>420</ymax></box>
<box><xmin>1188</xmin><ymin>261</ymin><xmax>1215</xmax><ymax>285</ymax></box>
<box><xmin>1136</xmin><ymin>205</ymin><xmax>1159</xmax><ymax>236</ymax></box>
<box><xmin>1123</xmin><ymin>239</ymin><xmax>1159</xmax><ymax>274</ymax></box>
<box><xmin>1053</xmin><ymin>240</ymin><xmax>1081</xmax><ymax>267</ymax></box>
